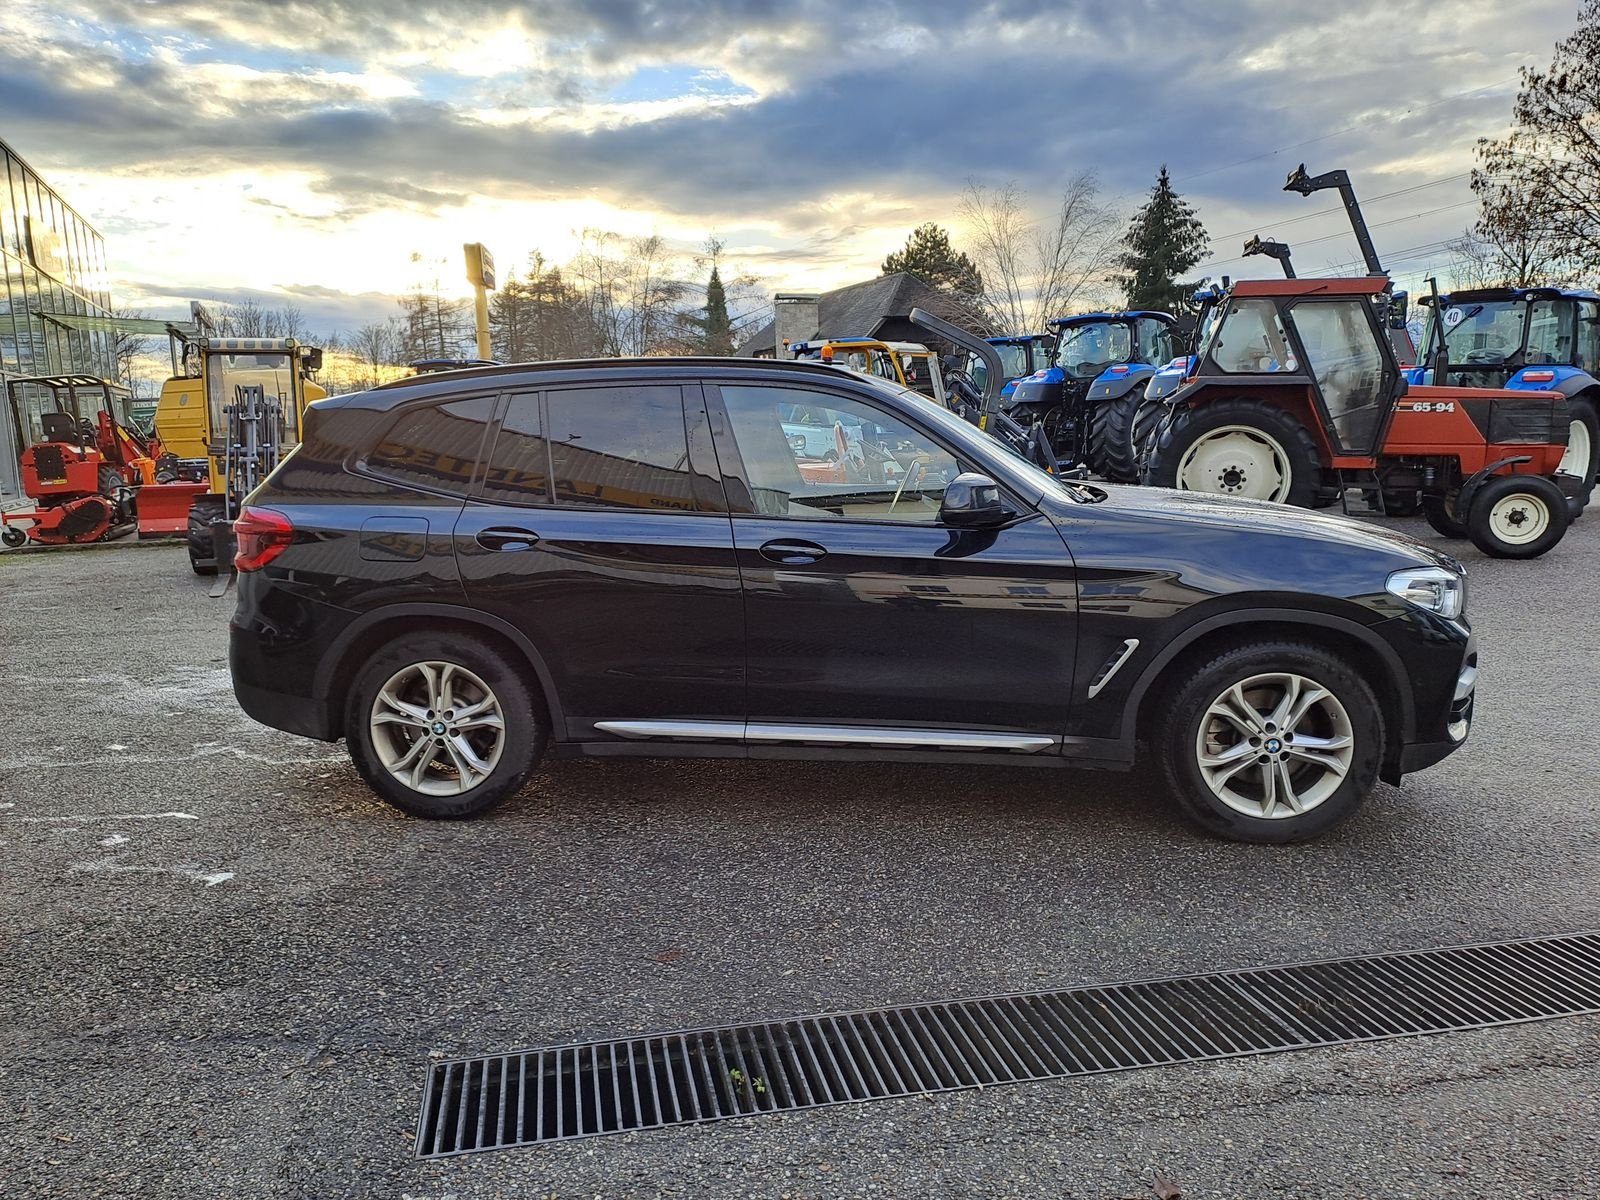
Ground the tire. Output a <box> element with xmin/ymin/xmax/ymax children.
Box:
<box><xmin>1465</xmin><ymin>473</ymin><xmax>1570</xmax><ymax>559</ymax></box>
<box><xmin>187</xmin><ymin>496</ymin><xmax>223</xmax><ymax>576</ymax></box>
<box><xmin>1421</xmin><ymin>493</ymin><xmax>1468</xmax><ymax>539</ymax></box>
<box><xmin>0</xmin><ymin>525</ymin><xmax>25</xmax><ymax>548</ymax></box>
<box><xmin>1142</xmin><ymin>397</ymin><xmax>1324</xmax><ymax>507</ymax></box>
<box><xmin>345</xmin><ymin>630</ymin><xmax>548</xmax><ymax>819</ymax></box>
<box><xmin>97</xmin><ymin>466</ymin><xmax>122</xmax><ymax>497</ymax></box>
<box><xmin>1088</xmin><ymin>393</ymin><xmax>1141</xmax><ymax>482</ymax></box>
<box><xmin>1156</xmin><ymin>641</ymin><xmax>1384</xmax><ymax>844</ymax></box>
<box><xmin>1380</xmin><ymin>490</ymin><xmax>1422</xmax><ymax>516</ymax></box>
<box><xmin>1559</xmin><ymin>394</ymin><xmax>1598</xmax><ymax>511</ymax></box>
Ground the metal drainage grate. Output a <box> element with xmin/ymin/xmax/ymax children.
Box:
<box><xmin>416</xmin><ymin>931</ymin><xmax>1600</xmax><ymax>1157</ymax></box>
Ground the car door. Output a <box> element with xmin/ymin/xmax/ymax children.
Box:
<box><xmin>708</xmin><ymin>379</ymin><xmax>1079</xmax><ymax>745</ymax></box>
<box><xmin>454</xmin><ymin>381</ymin><xmax>746</xmax><ymax>742</ymax></box>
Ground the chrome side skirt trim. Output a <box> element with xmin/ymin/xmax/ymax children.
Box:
<box><xmin>744</xmin><ymin>724</ymin><xmax>1057</xmax><ymax>752</ymax></box>
<box><xmin>594</xmin><ymin>720</ymin><xmax>744</xmax><ymax>740</ymax></box>
<box><xmin>594</xmin><ymin>720</ymin><xmax>1057</xmax><ymax>753</ymax></box>
<box><xmin>1087</xmin><ymin>638</ymin><xmax>1140</xmax><ymax>700</ymax></box>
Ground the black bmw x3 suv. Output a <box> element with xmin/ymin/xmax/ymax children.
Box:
<box><xmin>230</xmin><ymin>357</ymin><xmax>1475</xmax><ymax>843</ymax></box>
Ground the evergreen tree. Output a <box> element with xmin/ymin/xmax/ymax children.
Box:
<box><xmin>882</xmin><ymin>223</ymin><xmax>984</xmax><ymax>302</ymax></box>
<box><xmin>1116</xmin><ymin>166</ymin><xmax>1209</xmax><ymax>313</ymax></box>
<box><xmin>699</xmin><ymin>265</ymin><xmax>733</xmax><ymax>355</ymax></box>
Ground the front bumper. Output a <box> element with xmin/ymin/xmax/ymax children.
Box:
<box><xmin>1390</xmin><ymin>649</ymin><xmax>1475</xmax><ymax>780</ymax></box>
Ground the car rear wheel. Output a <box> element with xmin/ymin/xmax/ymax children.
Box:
<box><xmin>1465</xmin><ymin>473</ymin><xmax>1570</xmax><ymax>560</ymax></box>
<box><xmin>1157</xmin><ymin>642</ymin><xmax>1383</xmax><ymax>843</ymax></box>
<box><xmin>346</xmin><ymin>631</ymin><xmax>547</xmax><ymax>818</ymax></box>
<box><xmin>1143</xmin><ymin>398</ymin><xmax>1323</xmax><ymax>507</ymax></box>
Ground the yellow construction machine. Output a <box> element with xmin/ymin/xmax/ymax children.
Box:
<box><xmin>143</xmin><ymin>336</ymin><xmax>325</xmax><ymax>575</ymax></box>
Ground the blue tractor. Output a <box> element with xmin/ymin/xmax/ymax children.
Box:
<box><xmin>1003</xmin><ymin>311</ymin><xmax>1180</xmax><ymax>480</ymax></box>
<box><xmin>971</xmin><ymin>334</ymin><xmax>1053</xmax><ymax>404</ymax></box>
<box><xmin>1407</xmin><ymin>286</ymin><xmax>1600</xmax><ymax>505</ymax></box>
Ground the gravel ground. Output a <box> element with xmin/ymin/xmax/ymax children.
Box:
<box><xmin>2</xmin><ymin>519</ymin><xmax>1598</xmax><ymax>1199</ymax></box>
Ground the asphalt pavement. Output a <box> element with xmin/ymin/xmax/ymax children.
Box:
<box><xmin>2</xmin><ymin>519</ymin><xmax>1599</xmax><ymax>1199</ymax></box>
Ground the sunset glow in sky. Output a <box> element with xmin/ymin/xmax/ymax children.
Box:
<box><xmin>0</xmin><ymin>0</ymin><xmax>1580</xmax><ymax>335</ymax></box>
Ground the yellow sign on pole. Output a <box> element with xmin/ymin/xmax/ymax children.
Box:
<box><xmin>464</xmin><ymin>242</ymin><xmax>496</xmax><ymax>360</ymax></box>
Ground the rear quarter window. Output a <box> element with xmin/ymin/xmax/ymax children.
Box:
<box><xmin>364</xmin><ymin>396</ymin><xmax>495</xmax><ymax>495</ymax></box>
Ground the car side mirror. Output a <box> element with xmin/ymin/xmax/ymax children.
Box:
<box><xmin>941</xmin><ymin>472</ymin><xmax>1005</xmax><ymax>527</ymax></box>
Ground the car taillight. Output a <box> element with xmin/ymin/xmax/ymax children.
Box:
<box><xmin>234</xmin><ymin>506</ymin><xmax>294</xmax><ymax>572</ymax></box>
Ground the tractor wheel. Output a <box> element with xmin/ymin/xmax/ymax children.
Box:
<box><xmin>1129</xmin><ymin>396</ymin><xmax>1167</xmax><ymax>469</ymax></box>
<box><xmin>1142</xmin><ymin>397</ymin><xmax>1323</xmax><ymax>507</ymax></box>
<box><xmin>1465</xmin><ymin>474</ymin><xmax>1570</xmax><ymax>559</ymax></box>
<box><xmin>97</xmin><ymin>466</ymin><xmax>122</xmax><ymax>497</ymax></box>
<box><xmin>1088</xmin><ymin>393</ymin><xmax>1142</xmax><ymax>482</ymax></box>
<box><xmin>187</xmin><ymin>496</ymin><xmax>223</xmax><ymax>576</ymax></box>
<box><xmin>1</xmin><ymin>526</ymin><xmax>25</xmax><ymax>549</ymax></box>
<box><xmin>1559</xmin><ymin>395</ymin><xmax>1598</xmax><ymax>511</ymax></box>
<box><xmin>1422</xmin><ymin>492</ymin><xmax>1469</xmax><ymax>539</ymax></box>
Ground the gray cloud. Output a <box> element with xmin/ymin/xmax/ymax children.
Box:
<box><xmin>4</xmin><ymin>0</ymin><xmax>1582</xmax><ymax>326</ymax></box>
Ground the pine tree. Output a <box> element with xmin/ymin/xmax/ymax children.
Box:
<box><xmin>699</xmin><ymin>265</ymin><xmax>733</xmax><ymax>355</ymax></box>
<box><xmin>882</xmin><ymin>223</ymin><xmax>984</xmax><ymax>303</ymax></box>
<box><xmin>1116</xmin><ymin>167</ymin><xmax>1209</xmax><ymax>313</ymax></box>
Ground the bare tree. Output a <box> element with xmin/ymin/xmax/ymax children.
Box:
<box><xmin>1474</xmin><ymin>0</ymin><xmax>1600</xmax><ymax>281</ymax></box>
<box><xmin>108</xmin><ymin>306</ymin><xmax>155</xmax><ymax>394</ymax></box>
<box><xmin>957</xmin><ymin>174</ymin><xmax>1124</xmax><ymax>334</ymax></box>
<box><xmin>219</xmin><ymin>296</ymin><xmax>269</xmax><ymax>336</ymax></box>
<box><xmin>350</xmin><ymin>319</ymin><xmax>402</xmax><ymax>387</ymax></box>
<box><xmin>569</xmin><ymin>230</ymin><xmax>692</xmax><ymax>356</ymax></box>
<box><xmin>1447</xmin><ymin>178</ymin><xmax>1582</xmax><ymax>289</ymax></box>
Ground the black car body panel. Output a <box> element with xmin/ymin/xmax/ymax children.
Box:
<box><xmin>230</xmin><ymin>356</ymin><xmax>1473</xmax><ymax>788</ymax></box>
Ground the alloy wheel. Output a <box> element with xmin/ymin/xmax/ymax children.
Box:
<box><xmin>1194</xmin><ymin>672</ymin><xmax>1354</xmax><ymax>820</ymax></box>
<box><xmin>368</xmin><ymin>661</ymin><xmax>506</xmax><ymax>796</ymax></box>
<box><xmin>1175</xmin><ymin>426</ymin><xmax>1292</xmax><ymax>502</ymax></box>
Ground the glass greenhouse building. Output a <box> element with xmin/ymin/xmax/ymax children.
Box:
<box><xmin>0</xmin><ymin>136</ymin><xmax>118</xmax><ymax>504</ymax></box>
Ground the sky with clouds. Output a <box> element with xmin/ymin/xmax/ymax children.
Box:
<box><xmin>0</xmin><ymin>0</ymin><xmax>1583</xmax><ymax>335</ymax></box>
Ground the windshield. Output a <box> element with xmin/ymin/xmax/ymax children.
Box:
<box><xmin>992</xmin><ymin>343</ymin><xmax>1035</xmax><ymax>380</ymax></box>
<box><xmin>1424</xmin><ymin>299</ymin><xmax>1526</xmax><ymax>364</ymax></box>
<box><xmin>1054</xmin><ymin>322</ymin><xmax>1134</xmax><ymax>377</ymax></box>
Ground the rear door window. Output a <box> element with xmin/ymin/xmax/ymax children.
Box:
<box><xmin>546</xmin><ymin>385</ymin><xmax>699</xmax><ymax>512</ymax></box>
<box><xmin>364</xmin><ymin>396</ymin><xmax>495</xmax><ymax>495</ymax></box>
<box><xmin>479</xmin><ymin>393</ymin><xmax>549</xmax><ymax>505</ymax></box>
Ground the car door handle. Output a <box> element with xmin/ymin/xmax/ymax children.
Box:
<box><xmin>758</xmin><ymin>538</ymin><xmax>827</xmax><ymax>564</ymax></box>
<box><xmin>475</xmin><ymin>526</ymin><xmax>541</xmax><ymax>552</ymax></box>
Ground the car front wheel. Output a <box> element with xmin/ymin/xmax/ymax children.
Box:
<box><xmin>1157</xmin><ymin>642</ymin><xmax>1384</xmax><ymax>843</ymax></box>
<box><xmin>345</xmin><ymin>631</ymin><xmax>547</xmax><ymax>818</ymax></box>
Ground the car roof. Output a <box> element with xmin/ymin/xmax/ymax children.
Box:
<box><xmin>327</xmin><ymin>355</ymin><xmax>894</xmax><ymax>409</ymax></box>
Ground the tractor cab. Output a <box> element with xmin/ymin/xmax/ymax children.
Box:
<box><xmin>972</xmin><ymin>334</ymin><xmax>1053</xmax><ymax>402</ymax></box>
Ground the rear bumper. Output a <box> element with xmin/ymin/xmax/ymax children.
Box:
<box><xmin>232</xmin><ymin>673</ymin><xmax>337</xmax><ymax>741</ymax></box>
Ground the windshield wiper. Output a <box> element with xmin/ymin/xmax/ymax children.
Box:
<box><xmin>1055</xmin><ymin>475</ymin><xmax>1107</xmax><ymax>503</ymax></box>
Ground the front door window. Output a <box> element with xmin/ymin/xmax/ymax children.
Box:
<box><xmin>718</xmin><ymin>384</ymin><xmax>964</xmax><ymax>522</ymax></box>
<box><xmin>1289</xmin><ymin>299</ymin><xmax>1392</xmax><ymax>453</ymax></box>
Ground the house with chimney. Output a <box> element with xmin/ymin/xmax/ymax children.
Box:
<box><xmin>734</xmin><ymin>272</ymin><xmax>988</xmax><ymax>360</ymax></box>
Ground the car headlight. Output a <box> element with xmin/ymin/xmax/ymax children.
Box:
<box><xmin>1386</xmin><ymin>566</ymin><xmax>1466</xmax><ymax>620</ymax></box>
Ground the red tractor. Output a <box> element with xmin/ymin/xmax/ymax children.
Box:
<box><xmin>1</xmin><ymin>376</ymin><xmax>157</xmax><ymax>548</ymax></box>
<box><xmin>1138</xmin><ymin>276</ymin><xmax>1582</xmax><ymax>559</ymax></box>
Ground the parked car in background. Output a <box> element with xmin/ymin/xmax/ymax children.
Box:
<box><xmin>230</xmin><ymin>357</ymin><xmax>1476</xmax><ymax>843</ymax></box>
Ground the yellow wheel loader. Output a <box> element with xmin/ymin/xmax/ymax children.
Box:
<box><xmin>144</xmin><ymin>337</ymin><xmax>325</xmax><ymax>576</ymax></box>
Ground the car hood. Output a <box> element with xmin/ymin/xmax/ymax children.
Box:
<box><xmin>1079</xmin><ymin>483</ymin><xmax>1464</xmax><ymax>571</ymax></box>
